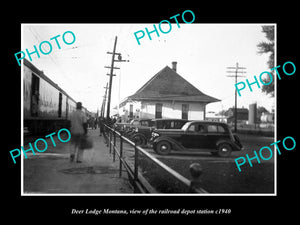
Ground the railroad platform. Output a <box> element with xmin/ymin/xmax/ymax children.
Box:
<box><xmin>23</xmin><ymin>128</ymin><xmax>133</xmax><ymax>194</ymax></box>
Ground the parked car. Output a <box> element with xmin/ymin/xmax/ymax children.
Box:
<box><xmin>114</xmin><ymin>119</ymin><xmax>140</xmax><ymax>134</ymax></box>
<box><xmin>150</xmin><ymin>121</ymin><xmax>243</xmax><ymax>157</ymax></box>
<box><xmin>131</xmin><ymin>119</ymin><xmax>189</xmax><ymax>146</ymax></box>
<box><xmin>124</xmin><ymin>119</ymin><xmax>153</xmax><ymax>138</ymax></box>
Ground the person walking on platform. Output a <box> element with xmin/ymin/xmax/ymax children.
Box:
<box><xmin>69</xmin><ymin>102</ymin><xmax>87</xmax><ymax>163</ymax></box>
<box><xmin>99</xmin><ymin>117</ymin><xmax>104</xmax><ymax>136</ymax></box>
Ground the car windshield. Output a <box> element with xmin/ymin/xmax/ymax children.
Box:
<box><xmin>181</xmin><ymin>121</ymin><xmax>192</xmax><ymax>130</ymax></box>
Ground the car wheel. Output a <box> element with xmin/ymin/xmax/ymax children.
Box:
<box><xmin>155</xmin><ymin>141</ymin><xmax>172</xmax><ymax>155</ymax></box>
<box><xmin>217</xmin><ymin>143</ymin><xmax>232</xmax><ymax>157</ymax></box>
<box><xmin>132</xmin><ymin>134</ymin><xmax>146</xmax><ymax>146</ymax></box>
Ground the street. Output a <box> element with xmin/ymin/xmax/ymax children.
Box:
<box><xmin>117</xmin><ymin>133</ymin><xmax>275</xmax><ymax>193</ymax></box>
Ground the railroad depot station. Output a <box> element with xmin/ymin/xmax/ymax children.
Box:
<box><xmin>119</xmin><ymin>61</ymin><xmax>219</xmax><ymax>121</ymax></box>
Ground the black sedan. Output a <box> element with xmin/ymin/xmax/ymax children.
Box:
<box><xmin>151</xmin><ymin>121</ymin><xmax>243</xmax><ymax>157</ymax></box>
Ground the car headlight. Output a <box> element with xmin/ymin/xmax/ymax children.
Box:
<box><xmin>152</xmin><ymin>132</ymin><xmax>160</xmax><ymax>138</ymax></box>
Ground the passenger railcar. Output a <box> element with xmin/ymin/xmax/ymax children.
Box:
<box><xmin>23</xmin><ymin>59</ymin><xmax>89</xmax><ymax>134</ymax></box>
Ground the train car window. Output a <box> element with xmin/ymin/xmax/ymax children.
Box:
<box><xmin>30</xmin><ymin>74</ymin><xmax>40</xmax><ymax>117</ymax></box>
<box><xmin>58</xmin><ymin>92</ymin><xmax>62</xmax><ymax>117</ymax></box>
<box><xmin>66</xmin><ymin>98</ymin><xmax>69</xmax><ymax>118</ymax></box>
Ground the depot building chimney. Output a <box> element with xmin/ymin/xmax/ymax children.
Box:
<box><xmin>172</xmin><ymin>61</ymin><xmax>177</xmax><ymax>72</ymax></box>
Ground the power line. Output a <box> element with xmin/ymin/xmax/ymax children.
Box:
<box><xmin>226</xmin><ymin>62</ymin><xmax>246</xmax><ymax>132</ymax></box>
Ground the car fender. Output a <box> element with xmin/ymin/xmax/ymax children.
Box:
<box><xmin>132</xmin><ymin>132</ymin><xmax>147</xmax><ymax>141</ymax></box>
<box><xmin>216</xmin><ymin>138</ymin><xmax>241</xmax><ymax>151</ymax></box>
<box><xmin>154</xmin><ymin>136</ymin><xmax>186</xmax><ymax>151</ymax></box>
<box><xmin>215</xmin><ymin>139</ymin><xmax>232</xmax><ymax>148</ymax></box>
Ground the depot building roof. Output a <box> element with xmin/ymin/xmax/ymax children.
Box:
<box><xmin>120</xmin><ymin>65</ymin><xmax>219</xmax><ymax>107</ymax></box>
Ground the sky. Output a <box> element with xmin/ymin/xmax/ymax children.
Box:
<box><xmin>22</xmin><ymin>23</ymin><xmax>275</xmax><ymax>114</ymax></box>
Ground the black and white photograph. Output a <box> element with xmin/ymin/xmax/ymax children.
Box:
<box><xmin>21</xmin><ymin>23</ymin><xmax>276</xmax><ymax>195</ymax></box>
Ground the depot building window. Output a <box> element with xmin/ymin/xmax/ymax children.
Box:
<box><xmin>155</xmin><ymin>103</ymin><xmax>162</xmax><ymax>118</ymax></box>
<box><xmin>129</xmin><ymin>104</ymin><xmax>133</xmax><ymax>118</ymax></box>
<box><xmin>182</xmin><ymin>104</ymin><xmax>189</xmax><ymax>119</ymax></box>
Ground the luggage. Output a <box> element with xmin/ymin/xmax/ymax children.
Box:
<box><xmin>79</xmin><ymin>135</ymin><xmax>93</xmax><ymax>150</ymax></box>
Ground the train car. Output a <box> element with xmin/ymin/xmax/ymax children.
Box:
<box><xmin>23</xmin><ymin>58</ymin><xmax>80</xmax><ymax>134</ymax></box>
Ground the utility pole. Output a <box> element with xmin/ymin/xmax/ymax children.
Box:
<box><xmin>101</xmin><ymin>83</ymin><xmax>108</xmax><ymax>118</ymax></box>
<box><xmin>226</xmin><ymin>62</ymin><xmax>246</xmax><ymax>133</ymax></box>
<box><xmin>104</xmin><ymin>36</ymin><xmax>129</xmax><ymax>119</ymax></box>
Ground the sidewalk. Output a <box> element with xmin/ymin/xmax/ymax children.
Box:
<box><xmin>23</xmin><ymin>128</ymin><xmax>133</xmax><ymax>194</ymax></box>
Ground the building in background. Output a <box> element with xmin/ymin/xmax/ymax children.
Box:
<box><xmin>227</xmin><ymin>108</ymin><xmax>249</xmax><ymax>125</ymax></box>
<box><xmin>119</xmin><ymin>62</ymin><xmax>219</xmax><ymax>122</ymax></box>
<box><xmin>206</xmin><ymin>111</ymin><xmax>227</xmax><ymax>123</ymax></box>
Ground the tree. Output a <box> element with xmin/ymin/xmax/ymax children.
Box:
<box><xmin>257</xmin><ymin>26</ymin><xmax>275</xmax><ymax>97</ymax></box>
<box><xmin>257</xmin><ymin>106</ymin><xmax>269</xmax><ymax>114</ymax></box>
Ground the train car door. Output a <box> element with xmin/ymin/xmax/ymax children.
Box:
<box><xmin>58</xmin><ymin>92</ymin><xmax>62</xmax><ymax>117</ymax></box>
<box><xmin>30</xmin><ymin>74</ymin><xmax>40</xmax><ymax>117</ymax></box>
